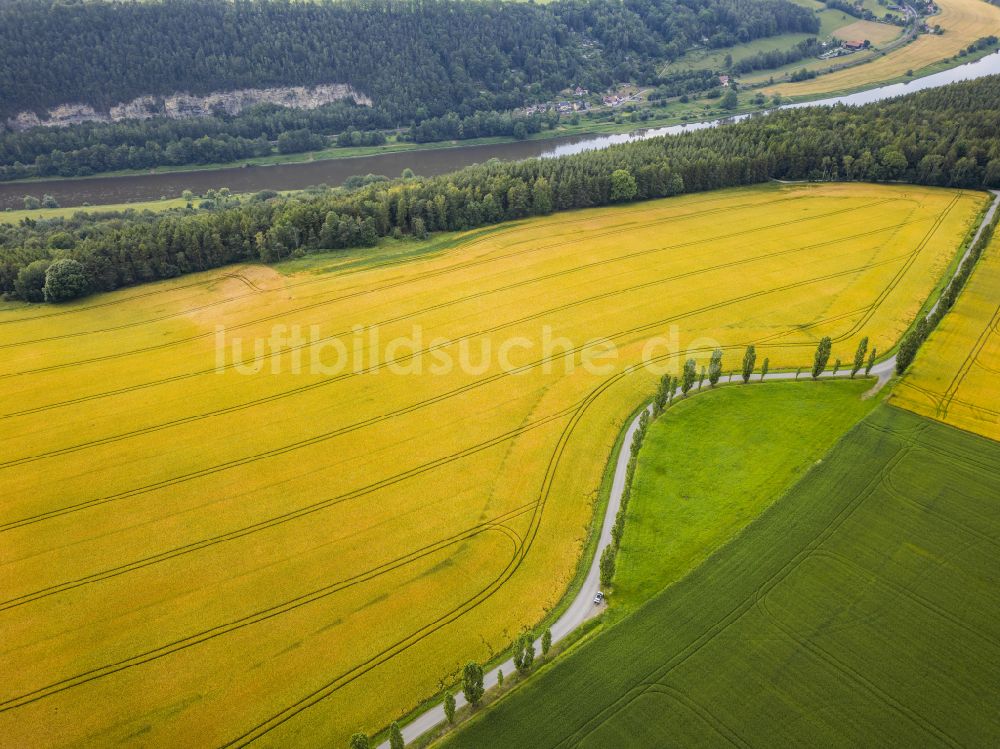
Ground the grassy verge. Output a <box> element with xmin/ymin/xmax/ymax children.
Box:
<box><xmin>611</xmin><ymin>379</ymin><xmax>878</xmax><ymax>618</ymax></box>
<box><xmin>378</xmin><ymin>393</ymin><xmax>652</xmax><ymax>746</ymax></box>
<box><xmin>414</xmin><ymin>377</ymin><xmax>878</xmax><ymax>746</ymax></box>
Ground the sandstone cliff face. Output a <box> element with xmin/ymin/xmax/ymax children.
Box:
<box><xmin>7</xmin><ymin>83</ymin><xmax>372</xmax><ymax>130</ymax></box>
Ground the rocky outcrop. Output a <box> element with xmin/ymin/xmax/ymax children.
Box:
<box><xmin>7</xmin><ymin>84</ymin><xmax>372</xmax><ymax>130</ymax></box>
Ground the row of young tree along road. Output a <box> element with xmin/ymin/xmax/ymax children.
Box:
<box><xmin>343</xmin><ymin>334</ymin><xmax>888</xmax><ymax>749</ymax></box>
<box><xmin>598</xmin><ymin>336</ymin><xmax>878</xmax><ymax>590</ymax></box>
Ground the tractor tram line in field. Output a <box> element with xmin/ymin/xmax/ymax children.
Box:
<box><xmin>0</xmin><ymin>325</ymin><xmax>902</xmax><ymax>729</ymax></box>
<box><xmin>936</xmin><ymin>301</ymin><xmax>1000</xmax><ymax>419</ymax></box>
<box><xmin>0</xmin><ymin>305</ymin><xmax>870</xmax><ymax>615</ymax></box>
<box><xmin>0</xmin><ymin>247</ymin><xmax>939</xmax><ymax>534</ymax></box>
<box><xmin>1</xmin><ymin>295</ymin><xmax>899</xmax><ymax>621</ymax></box>
<box><xmin>0</xmin><ymin>501</ymin><xmax>541</xmax><ymax>712</ymax></box>
<box><xmin>1</xmin><ymin>212</ymin><xmax>932</xmax><ymax>457</ymax></box>
<box><xmin>0</xmin><ymin>192</ymin><xmax>880</xmax><ymax>377</ymax></box>
<box><xmin>0</xmin><ymin>406</ymin><xmax>587</xmax><ymax>613</ymax></box>
<box><xmin>890</xmin><ymin>212</ymin><xmax>1000</xmax><ymax>439</ymax></box>
<box><xmin>0</xmin><ymin>194</ymin><xmax>715</xmax><ymax>328</ymax></box>
<box><xmin>1</xmin><ymin>185</ymin><xmax>986</xmax><ymax>746</ymax></box>
<box><xmin>2</xmin><ymin>276</ymin><xmax>957</xmax><ymax>743</ymax></box>
<box><xmin>0</xmin><ymin>198</ymin><xmax>914</xmax><ymax>416</ymax></box>
<box><xmin>561</xmin><ymin>444</ymin><xmax>958</xmax><ymax>749</ymax></box>
<box><xmin>0</xmin><ymin>272</ymin><xmax>266</xmax><ymax>327</ymax></box>
<box><xmin>0</xmin><ymin>190</ymin><xmax>796</xmax><ymax>350</ymax></box>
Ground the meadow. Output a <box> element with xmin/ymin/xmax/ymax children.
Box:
<box><xmin>612</xmin><ymin>380</ymin><xmax>877</xmax><ymax>615</ymax></box>
<box><xmin>672</xmin><ymin>4</ymin><xmax>860</xmax><ymax>74</ymax></box>
<box><xmin>765</xmin><ymin>0</ymin><xmax>1000</xmax><ymax>96</ymax></box>
<box><xmin>890</xmin><ymin>227</ymin><xmax>1000</xmax><ymax>440</ymax></box>
<box><xmin>0</xmin><ymin>196</ymin><xmax>191</xmax><ymax>224</ymax></box>
<box><xmin>0</xmin><ymin>182</ymin><xmax>984</xmax><ymax>746</ymax></box>
<box><xmin>442</xmin><ymin>405</ymin><xmax>1000</xmax><ymax>747</ymax></box>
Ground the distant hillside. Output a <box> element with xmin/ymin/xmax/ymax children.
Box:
<box><xmin>0</xmin><ymin>0</ymin><xmax>818</xmax><ymax>123</ymax></box>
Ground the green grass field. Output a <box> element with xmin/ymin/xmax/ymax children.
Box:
<box><xmin>672</xmin><ymin>6</ymin><xmax>861</xmax><ymax>74</ymax></box>
<box><xmin>442</xmin><ymin>404</ymin><xmax>1000</xmax><ymax>747</ymax></box>
<box><xmin>0</xmin><ymin>196</ymin><xmax>191</xmax><ymax>223</ymax></box>
<box><xmin>612</xmin><ymin>380</ymin><xmax>877</xmax><ymax>615</ymax></box>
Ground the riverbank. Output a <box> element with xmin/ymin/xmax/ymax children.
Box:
<box><xmin>1</xmin><ymin>49</ymin><xmax>997</xmax><ymax>214</ymax></box>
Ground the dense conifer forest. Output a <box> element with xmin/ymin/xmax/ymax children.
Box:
<box><xmin>3</xmin><ymin>75</ymin><xmax>998</xmax><ymax>302</ymax></box>
<box><xmin>0</xmin><ymin>0</ymin><xmax>817</xmax><ymax>177</ymax></box>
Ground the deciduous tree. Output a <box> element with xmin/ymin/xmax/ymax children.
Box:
<box><xmin>389</xmin><ymin>722</ymin><xmax>404</xmax><ymax>749</ymax></box>
<box><xmin>708</xmin><ymin>348</ymin><xmax>723</xmax><ymax>386</ymax></box>
<box><xmin>43</xmin><ymin>258</ymin><xmax>89</xmax><ymax>302</ymax></box>
<box><xmin>851</xmin><ymin>336</ymin><xmax>868</xmax><ymax>378</ymax></box>
<box><xmin>866</xmin><ymin>346</ymin><xmax>877</xmax><ymax>375</ymax></box>
<box><xmin>741</xmin><ymin>345</ymin><xmax>756</xmax><ymax>383</ymax></box>
<box><xmin>681</xmin><ymin>358</ymin><xmax>697</xmax><ymax>395</ymax></box>
<box><xmin>463</xmin><ymin>662</ymin><xmax>485</xmax><ymax>707</ymax></box>
<box><xmin>812</xmin><ymin>337</ymin><xmax>832</xmax><ymax>379</ymax></box>
<box><xmin>513</xmin><ymin>633</ymin><xmax>536</xmax><ymax>674</ymax></box>
<box><xmin>610</xmin><ymin>169</ymin><xmax>637</xmax><ymax>202</ymax></box>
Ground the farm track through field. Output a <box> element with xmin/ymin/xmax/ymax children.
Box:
<box><xmin>0</xmin><ymin>215</ymin><xmax>927</xmax><ymax>456</ymax></box>
<box><xmin>0</xmin><ymin>249</ymin><xmax>922</xmax><ymax>533</ymax></box>
<box><xmin>0</xmin><ymin>302</ymin><xmax>882</xmax><ymax>616</ymax></box>
<box><xmin>4</xmin><ymin>186</ymin><xmax>981</xmax><ymax>747</ymax></box>
<box><xmin>3</xmin><ymin>202</ymin><xmax>958</xmax><ymax>622</ymax></box>
<box><xmin>0</xmin><ymin>191</ymin><xmax>808</xmax><ymax>349</ymax></box>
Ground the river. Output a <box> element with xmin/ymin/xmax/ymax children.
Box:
<box><xmin>2</xmin><ymin>51</ymin><xmax>998</xmax><ymax>211</ymax></box>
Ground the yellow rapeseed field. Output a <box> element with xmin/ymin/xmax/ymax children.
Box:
<box><xmin>0</xmin><ymin>183</ymin><xmax>984</xmax><ymax>747</ymax></box>
<box><xmin>766</xmin><ymin>0</ymin><xmax>1000</xmax><ymax>96</ymax></box>
<box><xmin>891</xmin><ymin>227</ymin><xmax>1000</xmax><ymax>440</ymax></box>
